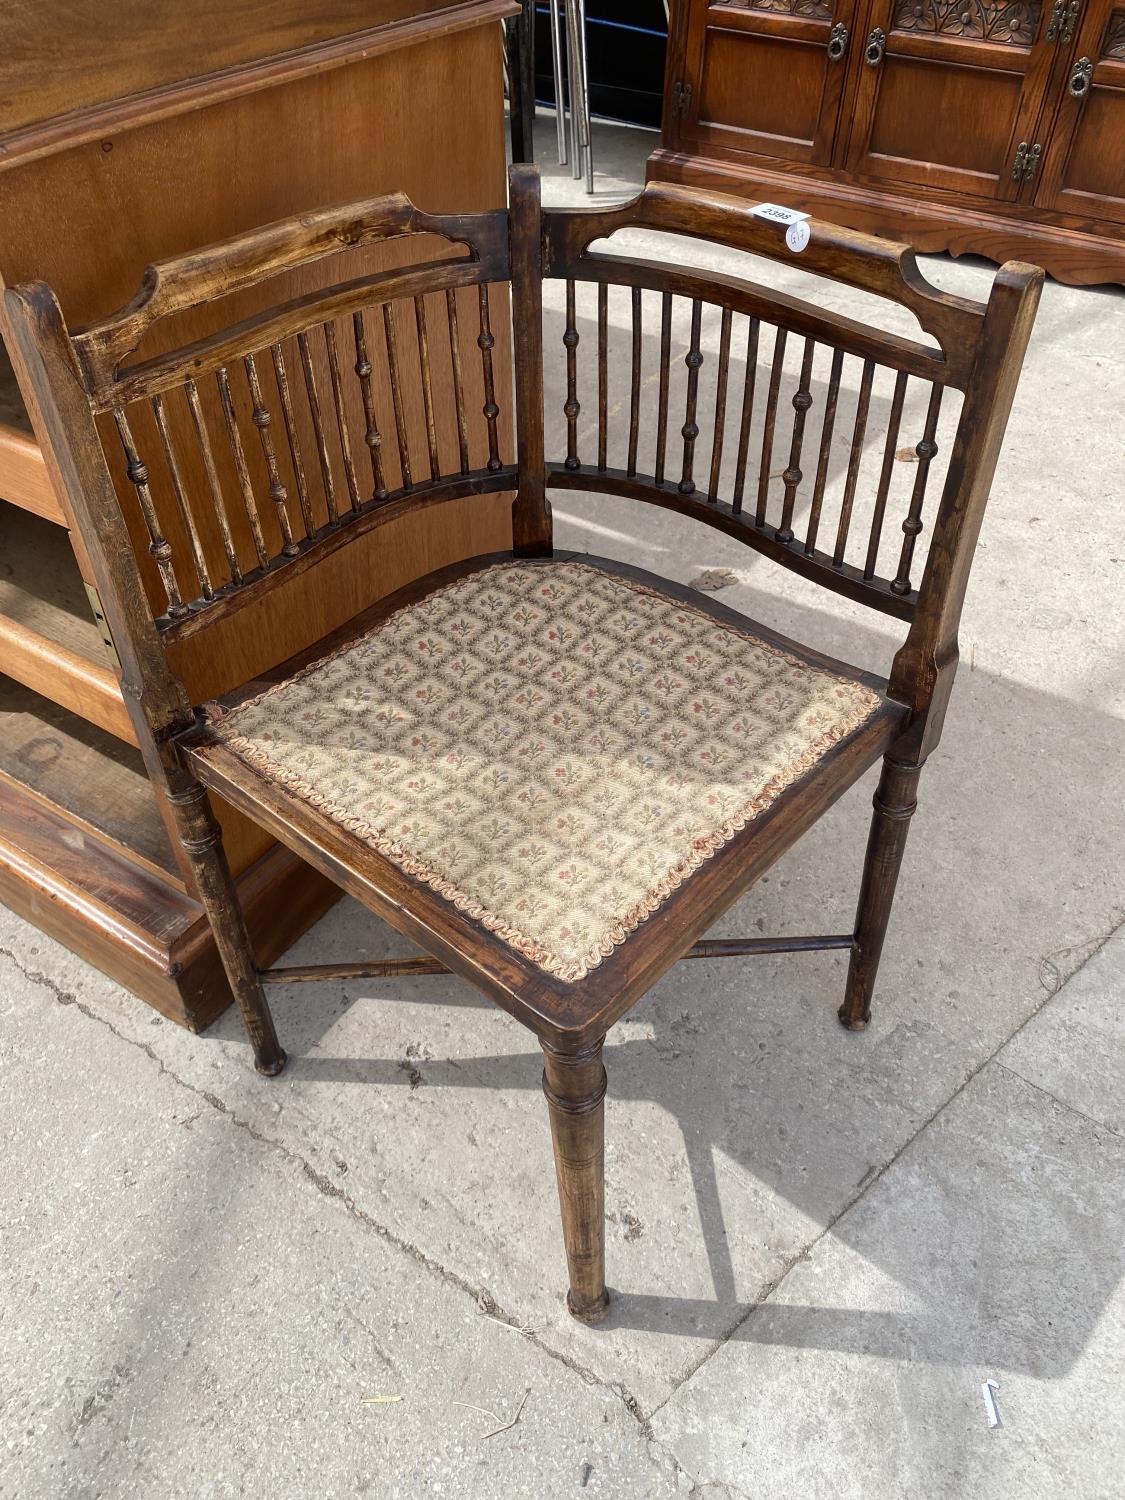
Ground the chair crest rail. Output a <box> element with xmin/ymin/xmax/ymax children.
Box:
<box><xmin>541</xmin><ymin>181</ymin><xmax>985</xmax><ymax>372</ymax></box>
<box><xmin>73</xmin><ymin>198</ymin><xmax>510</xmax><ymax>385</ymax></box>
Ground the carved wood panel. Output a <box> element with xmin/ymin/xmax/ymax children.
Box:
<box><xmin>891</xmin><ymin>0</ymin><xmax>1042</xmax><ymax>46</ymax></box>
<box><xmin>715</xmin><ymin>0</ymin><xmax>833</xmax><ymax>18</ymax></box>
<box><xmin>1103</xmin><ymin>8</ymin><xmax>1125</xmax><ymax>57</ymax></box>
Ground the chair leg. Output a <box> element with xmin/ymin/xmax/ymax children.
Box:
<box><xmin>169</xmin><ymin>778</ymin><xmax>287</xmax><ymax>1076</ymax></box>
<box><xmin>840</xmin><ymin>753</ymin><xmax>924</xmax><ymax>1032</ymax></box>
<box><xmin>541</xmin><ymin>1036</ymin><xmax>609</xmax><ymax>1324</ymax></box>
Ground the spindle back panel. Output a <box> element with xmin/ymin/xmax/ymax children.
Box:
<box><xmin>539</xmin><ymin>187</ymin><xmax>990</xmax><ymax>619</ymax></box>
<box><xmin>66</xmin><ymin>198</ymin><xmax>515</xmax><ymax>639</ymax></box>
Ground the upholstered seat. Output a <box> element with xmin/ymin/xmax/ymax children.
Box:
<box><xmin>207</xmin><ymin>556</ymin><xmax>885</xmax><ymax>985</ymax></box>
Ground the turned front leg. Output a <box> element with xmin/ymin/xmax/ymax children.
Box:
<box><xmin>169</xmin><ymin>778</ymin><xmax>287</xmax><ymax>1076</ymax></box>
<box><xmin>541</xmin><ymin>1036</ymin><xmax>609</xmax><ymax>1324</ymax></box>
<box><xmin>841</xmin><ymin>753</ymin><xmax>924</xmax><ymax>1031</ymax></box>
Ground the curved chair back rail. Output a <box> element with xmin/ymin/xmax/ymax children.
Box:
<box><xmin>5</xmin><ymin>164</ymin><xmax>1042</xmax><ymax>738</ymax></box>
<box><xmin>10</xmin><ymin>199</ymin><xmax>516</xmax><ymax>639</ymax></box>
<box><xmin>541</xmin><ymin>180</ymin><xmax>985</xmax><ymax>376</ymax></box>
<box><xmin>528</xmin><ymin>174</ymin><xmax>1042</xmax><ymax>723</ymax></box>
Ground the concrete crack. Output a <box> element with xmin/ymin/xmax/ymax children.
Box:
<box><xmin>646</xmin><ymin>903</ymin><xmax>1125</xmax><ymax>1425</ymax></box>
<box><xmin>0</xmin><ymin>943</ymin><xmax>643</xmax><ymax>1428</ymax></box>
<box><xmin>992</xmin><ymin>1058</ymin><xmax>1121</xmax><ymax>1139</ymax></box>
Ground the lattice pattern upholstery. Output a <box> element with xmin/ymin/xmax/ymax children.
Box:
<box><xmin>210</xmin><ymin>560</ymin><xmax>883</xmax><ymax>981</ymax></box>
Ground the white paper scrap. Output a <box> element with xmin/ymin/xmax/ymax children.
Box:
<box><xmin>751</xmin><ymin>203</ymin><xmax>811</xmax><ymax>227</ymax></box>
<box><xmin>981</xmin><ymin>1378</ymin><xmax>1002</xmax><ymax>1430</ymax></box>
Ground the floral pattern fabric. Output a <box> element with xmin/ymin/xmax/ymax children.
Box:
<box><xmin>212</xmin><ymin>559</ymin><xmax>882</xmax><ymax>982</ymax></box>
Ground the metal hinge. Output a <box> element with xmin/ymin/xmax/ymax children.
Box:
<box><xmin>672</xmin><ymin>81</ymin><xmax>693</xmax><ymax>117</ymax></box>
<box><xmin>84</xmin><ymin>582</ymin><xmax>122</xmax><ymax>672</ymax></box>
<box><xmin>1046</xmin><ymin>0</ymin><xmax>1080</xmax><ymax>43</ymax></box>
<box><xmin>1010</xmin><ymin>140</ymin><xmax>1042</xmax><ymax>184</ymax></box>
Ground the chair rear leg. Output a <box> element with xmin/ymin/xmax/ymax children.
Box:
<box><xmin>541</xmin><ymin>1036</ymin><xmax>609</xmax><ymax>1324</ymax></box>
<box><xmin>169</xmin><ymin>779</ymin><xmax>287</xmax><ymax>1076</ymax></box>
<box><xmin>840</xmin><ymin>753</ymin><xmax>924</xmax><ymax>1032</ymax></box>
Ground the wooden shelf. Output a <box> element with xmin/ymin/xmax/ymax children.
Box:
<box><xmin>0</xmin><ymin>758</ymin><xmax>338</xmax><ymax>1031</ymax></box>
<box><xmin>0</xmin><ymin>675</ymin><xmax>176</xmax><ymax>881</ymax></box>
<box><xmin>0</xmin><ymin>342</ymin><xmax>64</xmax><ymax>523</ymax></box>
<box><xmin>0</xmin><ymin>504</ymin><xmax>135</xmax><ymax>742</ymax></box>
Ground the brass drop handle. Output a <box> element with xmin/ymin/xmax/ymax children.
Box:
<box><xmin>827</xmin><ymin>21</ymin><xmax>849</xmax><ymax>61</ymax></box>
<box><xmin>1068</xmin><ymin>56</ymin><xmax>1094</xmax><ymax>97</ymax></box>
<box><xmin>864</xmin><ymin>28</ymin><xmax>887</xmax><ymax>65</ymax></box>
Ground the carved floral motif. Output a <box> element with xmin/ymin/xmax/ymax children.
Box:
<box><xmin>892</xmin><ymin>0</ymin><xmax>1042</xmax><ymax>45</ymax></box>
<box><xmin>715</xmin><ymin>0</ymin><xmax>834</xmax><ymax>19</ymax></box>
<box><xmin>1103</xmin><ymin>8</ymin><xmax>1125</xmax><ymax>60</ymax></box>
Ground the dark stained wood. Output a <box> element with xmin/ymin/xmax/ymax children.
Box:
<box><xmin>778</xmin><ymin>336</ymin><xmax>816</xmax><ymax>544</ymax></box>
<box><xmin>413</xmin><ymin>296</ymin><xmax>440</xmax><ymax>483</ymax></box>
<box><xmin>732</xmin><ymin>316</ymin><xmax>760</xmax><ymax>515</ymax></box>
<box><xmin>10</xmin><ymin>165</ymin><xmax>1040</xmax><ymax>1325</ymax></box>
<box><xmin>166</xmin><ymin>777</ymin><xmax>286</xmax><ymax>1073</ymax></box>
<box><xmin>547</xmin><ymin>465</ymin><xmax>917</xmax><ymax>620</ymax></box>
<box><xmin>755</xmin><ymin>326</ymin><xmax>787</xmax><ymax>527</ymax></box>
<box><xmin>324</xmin><ymin>320</ymin><xmax>362</xmax><ymax>510</ymax></box>
<box><xmin>678</xmin><ymin>299</ymin><xmax>704</xmax><ymax>494</ymax></box>
<box><xmin>542</xmin><ymin>183</ymin><xmax>985</xmax><ymax>370</ymax></box>
<box><xmin>0</xmin><ymin>766</ymin><xmax>336</xmax><ymax>1030</ymax></box>
<box><xmin>353</xmin><ymin>310</ymin><xmax>389</xmax><ymax>498</ymax></box>
<box><xmin>650</xmin><ymin>0</ymin><xmax>1125</xmax><ymax>287</ymax></box>
<box><xmin>262</xmin><ymin>932</ymin><xmax>856</xmax><ymax>983</ymax></box>
<box><xmin>865</xmin><ymin>370</ymin><xmax>909</xmax><ymax>580</ymax></box>
<box><xmin>627</xmin><ymin>287</ymin><xmax>643</xmax><ymax>479</ymax></box>
<box><xmin>597</xmin><ymin>283</ymin><xmax>609</xmax><ymax>473</ymax></box>
<box><xmin>476</xmin><ymin>283</ymin><xmax>503</xmax><ymax>474</ymax></box>
<box><xmin>243</xmin><ymin>352</ymin><xmax>299</xmax><ymax>557</ymax></box>
<box><xmin>562</xmin><ymin>278</ymin><xmax>581</xmax><ymax>471</ymax></box>
<box><xmin>563</xmin><ymin>252</ymin><xmax>961</xmax><ymax>387</ymax></box>
<box><xmin>707</xmin><ymin>306</ymin><xmax>733</xmax><ymax>503</ymax></box>
<box><xmin>271</xmin><ymin>343</ymin><xmax>316</xmax><ymax>538</ymax></box>
<box><xmin>840</xmin><ymin>753</ymin><xmax>922</xmax><ymax>1030</ymax></box>
<box><xmin>806</xmin><ymin>345</ymin><xmax>843</xmax><ymax>555</ymax></box>
<box><xmin>443</xmin><ymin>292</ymin><xmax>469</xmax><ymax>479</ymax></box>
<box><xmin>654</xmin><ymin>291</ymin><xmax>673</xmax><ymax>485</ymax></box>
<box><xmin>216</xmin><ymin>366</ymin><xmax>270</xmax><ymax>566</ymax></box>
<box><xmin>833</xmin><ymin>357</ymin><xmax>875</xmax><ymax>567</ymax></box>
<box><xmin>508</xmin><ymin>163</ymin><xmax>552</xmax><ymax>556</ymax></box>
<box><xmin>892</xmin><ymin>384</ymin><xmax>944</xmax><ymax>595</ymax></box>
<box><xmin>297</xmin><ymin>329</ymin><xmax>339</xmax><ymax>523</ymax></box>
<box><xmin>542</xmin><ymin>1037</ymin><xmax>610</xmax><ymax>1324</ymax></box>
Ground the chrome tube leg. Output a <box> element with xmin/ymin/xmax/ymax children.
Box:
<box><xmin>549</xmin><ymin>0</ymin><xmax>568</xmax><ymax>165</ymax></box>
<box><xmin>564</xmin><ymin>0</ymin><xmax>582</xmax><ymax>179</ymax></box>
<box><xmin>577</xmin><ymin>0</ymin><xmax>594</xmax><ymax>191</ymax></box>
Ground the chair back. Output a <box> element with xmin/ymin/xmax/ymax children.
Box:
<box><xmin>527</xmin><ymin>168</ymin><xmax>1042</xmax><ymax>735</ymax></box>
<box><xmin>6</xmin><ymin>166</ymin><xmax>1041</xmax><ymax>762</ymax></box>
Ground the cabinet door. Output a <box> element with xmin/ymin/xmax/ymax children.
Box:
<box><xmin>672</xmin><ymin>0</ymin><xmax>860</xmax><ymax>168</ymax></box>
<box><xmin>843</xmin><ymin>0</ymin><xmax>1057</xmax><ymax>202</ymax></box>
<box><xmin>1033</xmin><ymin>0</ymin><xmax>1125</xmax><ymax>225</ymax></box>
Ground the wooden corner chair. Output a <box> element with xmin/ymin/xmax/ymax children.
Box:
<box><xmin>7</xmin><ymin>165</ymin><xmax>1041</xmax><ymax>1324</ymax></box>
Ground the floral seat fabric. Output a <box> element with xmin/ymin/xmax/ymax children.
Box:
<box><xmin>211</xmin><ymin>559</ymin><xmax>882</xmax><ymax>982</ymax></box>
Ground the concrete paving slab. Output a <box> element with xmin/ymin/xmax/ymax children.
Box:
<box><xmin>999</xmin><ymin>926</ymin><xmax>1125</xmax><ymax>1137</ymax></box>
<box><xmin>0</xmin><ymin>952</ymin><xmax>685</xmax><ymax>1500</ymax></box>
<box><xmin>650</xmin><ymin>1060</ymin><xmax>1125</xmax><ymax>1499</ymax></box>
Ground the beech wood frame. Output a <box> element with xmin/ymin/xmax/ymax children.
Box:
<box><xmin>5</xmin><ymin>165</ymin><xmax>1042</xmax><ymax>1324</ymax></box>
